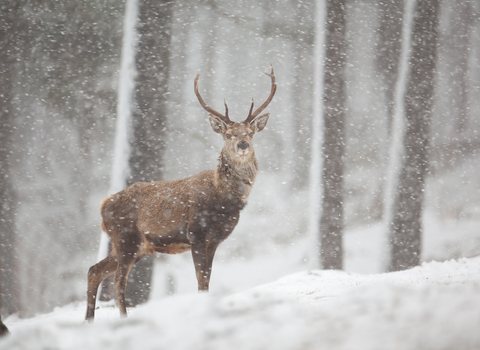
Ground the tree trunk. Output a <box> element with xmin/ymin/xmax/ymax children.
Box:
<box><xmin>388</xmin><ymin>0</ymin><xmax>439</xmax><ymax>272</ymax></box>
<box><xmin>99</xmin><ymin>0</ymin><xmax>173</xmax><ymax>306</ymax></box>
<box><xmin>124</xmin><ymin>0</ymin><xmax>173</xmax><ymax>306</ymax></box>
<box><xmin>450</xmin><ymin>1</ymin><xmax>473</xmax><ymax>133</ymax></box>
<box><xmin>0</xmin><ymin>0</ymin><xmax>23</xmax><ymax>316</ymax></box>
<box><xmin>319</xmin><ymin>0</ymin><xmax>347</xmax><ymax>270</ymax></box>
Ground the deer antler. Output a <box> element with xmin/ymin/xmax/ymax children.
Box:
<box><xmin>245</xmin><ymin>64</ymin><xmax>277</xmax><ymax>123</ymax></box>
<box><xmin>194</xmin><ymin>74</ymin><xmax>232</xmax><ymax>125</ymax></box>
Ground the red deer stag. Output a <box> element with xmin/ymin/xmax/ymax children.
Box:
<box><xmin>85</xmin><ymin>65</ymin><xmax>277</xmax><ymax>320</ymax></box>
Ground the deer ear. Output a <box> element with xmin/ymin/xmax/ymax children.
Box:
<box><xmin>209</xmin><ymin>114</ymin><xmax>227</xmax><ymax>134</ymax></box>
<box><xmin>251</xmin><ymin>112</ymin><xmax>270</xmax><ymax>132</ymax></box>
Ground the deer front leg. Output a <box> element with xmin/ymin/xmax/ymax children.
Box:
<box><xmin>85</xmin><ymin>254</ymin><xmax>118</xmax><ymax>321</ymax></box>
<box><xmin>205</xmin><ymin>241</ymin><xmax>220</xmax><ymax>289</ymax></box>
<box><xmin>191</xmin><ymin>240</ymin><xmax>220</xmax><ymax>291</ymax></box>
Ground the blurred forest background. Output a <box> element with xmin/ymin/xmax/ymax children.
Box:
<box><xmin>1</xmin><ymin>0</ymin><xmax>480</xmax><ymax>317</ymax></box>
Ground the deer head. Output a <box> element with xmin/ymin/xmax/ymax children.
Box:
<box><xmin>194</xmin><ymin>65</ymin><xmax>276</xmax><ymax>159</ymax></box>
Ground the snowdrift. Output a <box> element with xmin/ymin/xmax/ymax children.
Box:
<box><xmin>2</xmin><ymin>257</ymin><xmax>480</xmax><ymax>350</ymax></box>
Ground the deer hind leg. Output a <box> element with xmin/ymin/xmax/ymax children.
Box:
<box><xmin>114</xmin><ymin>233</ymin><xmax>141</xmax><ymax>317</ymax></box>
<box><xmin>85</xmin><ymin>253</ymin><xmax>118</xmax><ymax>321</ymax></box>
<box><xmin>191</xmin><ymin>240</ymin><xmax>220</xmax><ymax>292</ymax></box>
<box><xmin>114</xmin><ymin>256</ymin><xmax>136</xmax><ymax>317</ymax></box>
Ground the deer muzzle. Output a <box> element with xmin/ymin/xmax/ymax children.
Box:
<box><xmin>236</xmin><ymin>141</ymin><xmax>251</xmax><ymax>156</ymax></box>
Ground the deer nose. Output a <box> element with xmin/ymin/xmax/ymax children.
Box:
<box><xmin>238</xmin><ymin>141</ymin><xmax>249</xmax><ymax>150</ymax></box>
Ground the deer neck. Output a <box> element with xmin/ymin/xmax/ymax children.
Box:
<box><xmin>216</xmin><ymin>148</ymin><xmax>258</xmax><ymax>204</ymax></box>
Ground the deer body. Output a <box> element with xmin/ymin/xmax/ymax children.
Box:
<box><xmin>101</xmin><ymin>147</ymin><xmax>257</xmax><ymax>257</ymax></box>
<box><xmin>86</xmin><ymin>66</ymin><xmax>276</xmax><ymax>321</ymax></box>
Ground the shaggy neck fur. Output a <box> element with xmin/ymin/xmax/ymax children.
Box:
<box><xmin>216</xmin><ymin>148</ymin><xmax>258</xmax><ymax>204</ymax></box>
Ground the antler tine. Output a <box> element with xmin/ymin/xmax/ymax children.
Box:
<box><xmin>245</xmin><ymin>64</ymin><xmax>277</xmax><ymax>123</ymax></box>
<box><xmin>248</xmin><ymin>98</ymin><xmax>254</xmax><ymax>119</ymax></box>
<box><xmin>224</xmin><ymin>99</ymin><xmax>229</xmax><ymax>120</ymax></box>
<box><xmin>194</xmin><ymin>74</ymin><xmax>231</xmax><ymax>124</ymax></box>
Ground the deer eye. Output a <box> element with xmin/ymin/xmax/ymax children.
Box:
<box><xmin>249</xmin><ymin>133</ymin><xmax>254</xmax><ymax>138</ymax></box>
<box><xmin>226</xmin><ymin>134</ymin><xmax>232</xmax><ymax>139</ymax></box>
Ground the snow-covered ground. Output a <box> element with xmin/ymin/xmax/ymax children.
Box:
<box><xmin>2</xmin><ymin>255</ymin><xmax>480</xmax><ymax>350</ymax></box>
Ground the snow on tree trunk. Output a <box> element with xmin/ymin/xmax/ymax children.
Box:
<box><xmin>319</xmin><ymin>0</ymin><xmax>347</xmax><ymax>270</ymax></box>
<box><xmin>382</xmin><ymin>0</ymin><xmax>415</xmax><ymax>271</ymax></box>
<box><xmin>308</xmin><ymin>0</ymin><xmax>326</xmax><ymax>265</ymax></box>
<box><xmin>375</xmin><ymin>0</ymin><xmax>404</xmax><ymax>226</ymax></box>
<box><xmin>99</xmin><ymin>0</ymin><xmax>173</xmax><ymax>306</ymax></box>
<box><xmin>376</xmin><ymin>0</ymin><xmax>405</xmax><ymax>138</ymax></box>
<box><xmin>387</xmin><ymin>0</ymin><xmax>439</xmax><ymax>272</ymax></box>
<box><xmin>98</xmin><ymin>0</ymin><xmax>139</xmax><ymax>301</ymax></box>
